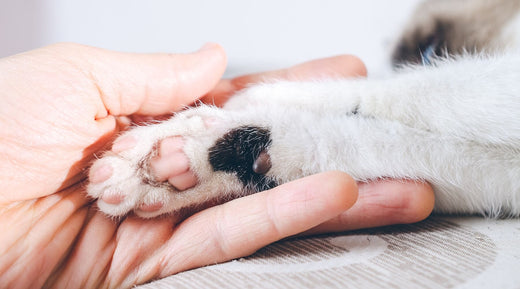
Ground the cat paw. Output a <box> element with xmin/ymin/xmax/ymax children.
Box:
<box><xmin>87</xmin><ymin>106</ymin><xmax>277</xmax><ymax>218</ymax></box>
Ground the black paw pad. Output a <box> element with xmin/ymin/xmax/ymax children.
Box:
<box><xmin>208</xmin><ymin>126</ymin><xmax>277</xmax><ymax>192</ymax></box>
<box><xmin>252</xmin><ymin>150</ymin><xmax>272</xmax><ymax>175</ymax></box>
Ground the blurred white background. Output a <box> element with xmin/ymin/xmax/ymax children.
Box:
<box><xmin>0</xmin><ymin>0</ymin><xmax>421</xmax><ymax>76</ymax></box>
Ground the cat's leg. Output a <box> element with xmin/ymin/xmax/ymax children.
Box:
<box><xmin>357</xmin><ymin>53</ymin><xmax>520</xmax><ymax>145</ymax></box>
<box><xmin>226</xmin><ymin>54</ymin><xmax>520</xmax><ymax>145</ymax></box>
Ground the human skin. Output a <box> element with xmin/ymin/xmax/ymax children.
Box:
<box><xmin>0</xmin><ymin>43</ymin><xmax>434</xmax><ymax>288</ymax></box>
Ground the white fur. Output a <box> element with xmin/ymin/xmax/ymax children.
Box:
<box><xmin>87</xmin><ymin>52</ymin><xmax>520</xmax><ymax>218</ymax></box>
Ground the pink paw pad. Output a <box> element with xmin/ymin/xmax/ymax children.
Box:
<box><xmin>169</xmin><ymin>171</ymin><xmax>199</xmax><ymax>191</ymax></box>
<box><xmin>150</xmin><ymin>137</ymin><xmax>198</xmax><ymax>191</ymax></box>
<box><xmin>203</xmin><ymin>117</ymin><xmax>221</xmax><ymax>128</ymax></box>
<box><xmin>89</xmin><ymin>163</ymin><xmax>113</xmax><ymax>184</ymax></box>
<box><xmin>101</xmin><ymin>193</ymin><xmax>125</xmax><ymax>205</ymax></box>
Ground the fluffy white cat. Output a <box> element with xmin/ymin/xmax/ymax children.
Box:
<box><xmin>87</xmin><ymin>0</ymin><xmax>520</xmax><ymax>218</ymax></box>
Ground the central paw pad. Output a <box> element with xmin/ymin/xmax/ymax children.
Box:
<box><xmin>209</xmin><ymin>126</ymin><xmax>277</xmax><ymax>192</ymax></box>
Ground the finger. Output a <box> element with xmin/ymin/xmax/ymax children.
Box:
<box><xmin>304</xmin><ymin>179</ymin><xmax>435</xmax><ymax>235</ymax></box>
<box><xmin>234</xmin><ymin>54</ymin><xmax>367</xmax><ymax>88</ymax></box>
<box><xmin>129</xmin><ymin>171</ymin><xmax>357</xmax><ymax>284</ymax></box>
<box><xmin>202</xmin><ymin>55</ymin><xmax>367</xmax><ymax>107</ymax></box>
<box><xmin>67</xmin><ymin>42</ymin><xmax>227</xmax><ymax>117</ymax></box>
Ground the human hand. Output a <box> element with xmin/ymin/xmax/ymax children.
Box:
<box><xmin>0</xmin><ymin>44</ymin><xmax>434</xmax><ymax>288</ymax></box>
<box><xmin>0</xmin><ymin>43</ymin><xmax>226</xmax><ymax>203</ymax></box>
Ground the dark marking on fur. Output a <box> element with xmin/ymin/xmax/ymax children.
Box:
<box><xmin>392</xmin><ymin>20</ymin><xmax>452</xmax><ymax>67</ymax></box>
<box><xmin>351</xmin><ymin>105</ymin><xmax>360</xmax><ymax>115</ymax></box>
<box><xmin>209</xmin><ymin>126</ymin><xmax>277</xmax><ymax>192</ymax></box>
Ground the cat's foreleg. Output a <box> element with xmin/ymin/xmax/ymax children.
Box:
<box><xmin>357</xmin><ymin>54</ymin><xmax>520</xmax><ymax>144</ymax></box>
<box><xmin>226</xmin><ymin>54</ymin><xmax>520</xmax><ymax>145</ymax></box>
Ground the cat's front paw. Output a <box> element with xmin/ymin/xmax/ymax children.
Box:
<box><xmin>87</xmin><ymin>106</ymin><xmax>277</xmax><ymax>218</ymax></box>
<box><xmin>88</xmin><ymin>136</ymin><xmax>198</xmax><ymax>217</ymax></box>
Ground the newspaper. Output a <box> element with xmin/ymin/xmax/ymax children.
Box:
<box><xmin>137</xmin><ymin>216</ymin><xmax>520</xmax><ymax>289</ymax></box>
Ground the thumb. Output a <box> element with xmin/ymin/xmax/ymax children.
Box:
<box><xmin>81</xmin><ymin>43</ymin><xmax>227</xmax><ymax>117</ymax></box>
